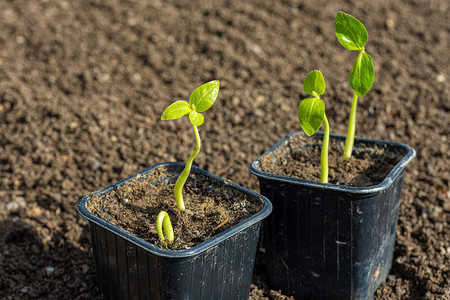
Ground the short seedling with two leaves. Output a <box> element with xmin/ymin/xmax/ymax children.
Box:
<box><xmin>156</xmin><ymin>80</ymin><xmax>220</xmax><ymax>247</ymax></box>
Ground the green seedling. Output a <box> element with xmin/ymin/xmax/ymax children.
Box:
<box><xmin>298</xmin><ymin>70</ymin><xmax>330</xmax><ymax>183</ymax></box>
<box><xmin>156</xmin><ymin>211</ymin><xmax>174</xmax><ymax>247</ymax></box>
<box><xmin>161</xmin><ymin>80</ymin><xmax>220</xmax><ymax>212</ymax></box>
<box><xmin>335</xmin><ymin>11</ymin><xmax>375</xmax><ymax>162</ymax></box>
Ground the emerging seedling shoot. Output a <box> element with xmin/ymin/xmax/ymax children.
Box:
<box><xmin>156</xmin><ymin>211</ymin><xmax>174</xmax><ymax>247</ymax></box>
<box><xmin>335</xmin><ymin>11</ymin><xmax>375</xmax><ymax>163</ymax></box>
<box><xmin>298</xmin><ymin>70</ymin><xmax>330</xmax><ymax>183</ymax></box>
<box><xmin>156</xmin><ymin>80</ymin><xmax>220</xmax><ymax>246</ymax></box>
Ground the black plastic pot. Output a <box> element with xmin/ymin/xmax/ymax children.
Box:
<box><xmin>249</xmin><ymin>131</ymin><xmax>416</xmax><ymax>299</ymax></box>
<box><xmin>78</xmin><ymin>162</ymin><xmax>272</xmax><ymax>300</ymax></box>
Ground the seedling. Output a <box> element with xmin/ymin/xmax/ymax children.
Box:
<box><xmin>156</xmin><ymin>80</ymin><xmax>219</xmax><ymax>246</ymax></box>
<box><xmin>298</xmin><ymin>70</ymin><xmax>329</xmax><ymax>183</ymax></box>
<box><xmin>335</xmin><ymin>11</ymin><xmax>375</xmax><ymax>162</ymax></box>
<box><xmin>156</xmin><ymin>211</ymin><xmax>174</xmax><ymax>247</ymax></box>
<box><xmin>161</xmin><ymin>80</ymin><xmax>220</xmax><ymax>211</ymax></box>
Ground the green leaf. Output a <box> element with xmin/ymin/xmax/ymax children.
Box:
<box><xmin>335</xmin><ymin>11</ymin><xmax>368</xmax><ymax>51</ymax></box>
<box><xmin>161</xmin><ymin>101</ymin><xmax>192</xmax><ymax>120</ymax></box>
<box><xmin>298</xmin><ymin>97</ymin><xmax>325</xmax><ymax>136</ymax></box>
<box><xmin>189</xmin><ymin>80</ymin><xmax>220</xmax><ymax>113</ymax></box>
<box><xmin>350</xmin><ymin>52</ymin><xmax>374</xmax><ymax>97</ymax></box>
<box><xmin>303</xmin><ymin>70</ymin><xmax>326</xmax><ymax>96</ymax></box>
<box><xmin>188</xmin><ymin>110</ymin><xmax>204</xmax><ymax>126</ymax></box>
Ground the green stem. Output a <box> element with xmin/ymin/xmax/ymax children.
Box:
<box><xmin>320</xmin><ymin>114</ymin><xmax>329</xmax><ymax>183</ymax></box>
<box><xmin>343</xmin><ymin>92</ymin><xmax>359</xmax><ymax>162</ymax></box>
<box><xmin>156</xmin><ymin>211</ymin><xmax>174</xmax><ymax>247</ymax></box>
<box><xmin>174</xmin><ymin>125</ymin><xmax>201</xmax><ymax>212</ymax></box>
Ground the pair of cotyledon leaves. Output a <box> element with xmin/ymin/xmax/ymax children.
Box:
<box><xmin>298</xmin><ymin>71</ymin><xmax>327</xmax><ymax>136</ymax></box>
<box><xmin>336</xmin><ymin>11</ymin><xmax>375</xmax><ymax>98</ymax></box>
<box><xmin>299</xmin><ymin>12</ymin><xmax>375</xmax><ymax>136</ymax></box>
<box><xmin>161</xmin><ymin>80</ymin><xmax>220</xmax><ymax>126</ymax></box>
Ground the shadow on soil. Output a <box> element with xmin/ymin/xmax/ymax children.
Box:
<box><xmin>0</xmin><ymin>220</ymin><xmax>98</xmax><ymax>299</ymax></box>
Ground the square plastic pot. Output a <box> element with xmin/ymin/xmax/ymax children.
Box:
<box><xmin>78</xmin><ymin>162</ymin><xmax>272</xmax><ymax>300</ymax></box>
<box><xmin>249</xmin><ymin>131</ymin><xmax>416</xmax><ymax>299</ymax></box>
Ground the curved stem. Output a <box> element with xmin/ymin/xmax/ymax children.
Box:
<box><xmin>320</xmin><ymin>114</ymin><xmax>329</xmax><ymax>183</ymax></box>
<box><xmin>174</xmin><ymin>125</ymin><xmax>201</xmax><ymax>212</ymax></box>
<box><xmin>156</xmin><ymin>211</ymin><xmax>174</xmax><ymax>247</ymax></box>
<box><xmin>343</xmin><ymin>92</ymin><xmax>359</xmax><ymax>162</ymax></box>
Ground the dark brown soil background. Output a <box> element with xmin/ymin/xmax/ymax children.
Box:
<box><xmin>0</xmin><ymin>0</ymin><xmax>448</xmax><ymax>299</ymax></box>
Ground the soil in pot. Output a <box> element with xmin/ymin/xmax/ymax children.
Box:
<box><xmin>259</xmin><ymin>133</ymin><xmax>407</xmax><ymax>187</ymax></box>
<box><xmin>86</xmin><ymin>166</ymin><xmax>263</xmax><ymax>250</ymax></box>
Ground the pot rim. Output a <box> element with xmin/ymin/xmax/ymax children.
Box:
<box><xmin>78</xmin><ymin>162</ymin><xmax>272</xmax><ymax>258</ymax></box>
<box><xmin>249</xmin><ymin>131</ymin><xmax>416</xmax><ymax>195</ymax></box>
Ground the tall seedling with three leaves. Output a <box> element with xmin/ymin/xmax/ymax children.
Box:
<box><xmin>298</xmin><ymin>71</ymin><xmax>330</xmax><ymax>183</ymax></box>
<box><xmin>335</xmin><ymin>12</ymin><xmax>375</xmax><ymax>163</ymax></box>
<box><xmin>156</xmin><ymin>80</ymin><xmax>220</xmax><ymax>247</ymax></box>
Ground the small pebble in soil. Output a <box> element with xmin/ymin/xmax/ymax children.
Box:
<box><xmin>232</xmin><ymin>114</ymin><xmax>242</xmax><ymax>124</ymax></box>
<box><xmin>254</xmin><ymin>95</ymin><xmax>265</xmax><ymax>105</ymax></box>
<box><xmin>89</xmin><ymin>160</ymin><xmax>101</xmax><ymax>171</ymax></box>
<box><xmin>132</xmin><ymin>73</ymin><xmax>141</xmax><ymax>82</ymax></box>
<box><xmin>6</xmin><ymin>196</ymin><xmax>26</xmax><ymax>213</ymax></box>
<box><xmin>385</xmin><ymin>19</ymin><xmax>395</xmax><ymax>29</ymax></box>
<box><xmin>26</xmin><ymin>207</ymin><xmax>42</xmax><ymax>218</ymax></box>
<box><xmin>69</xmin><ymin>121</ymin><xmax>78</xmax><ymax>129</ymax></box>
<box><xmin>388</xmin><ymin>275</ymin><xmax>396</xmax><ymax>281</ymax></box>
<box><xmin>375</xmin><ymin>124</ymin><xmax>385</xmax><ymax>133</ymax></box>
<box><xmin>253</xmin><ymin>109</ymin><xmax>264</xmax><ymax>117</ymax></box>
<box><xmin>16</xmin><ymin>36</ymin><xmax>25</xmax><ymax>44</ymax></box>
<box><xmin>250</xmin><ymin>44</ymin><xmax>262</xmax><ymax>54</ymax></box>
<box><xmin>6</xmin><ymin>201</ymin><xmax>20</xmax><ymax>213</ymax></box>
<box><xmin>281</xmin><ymin>103</ymin><xmax>291</xmax><ymax>112</ymax></box>
<box><xmin>45</xmin><ymin>266</ymin><xmax>55</xmax><ymax>276</ymax></box>
<box><xmin>436</xmin><ymin>73</ymin><xmax>445</xmax><ymax>83</ymax></box>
